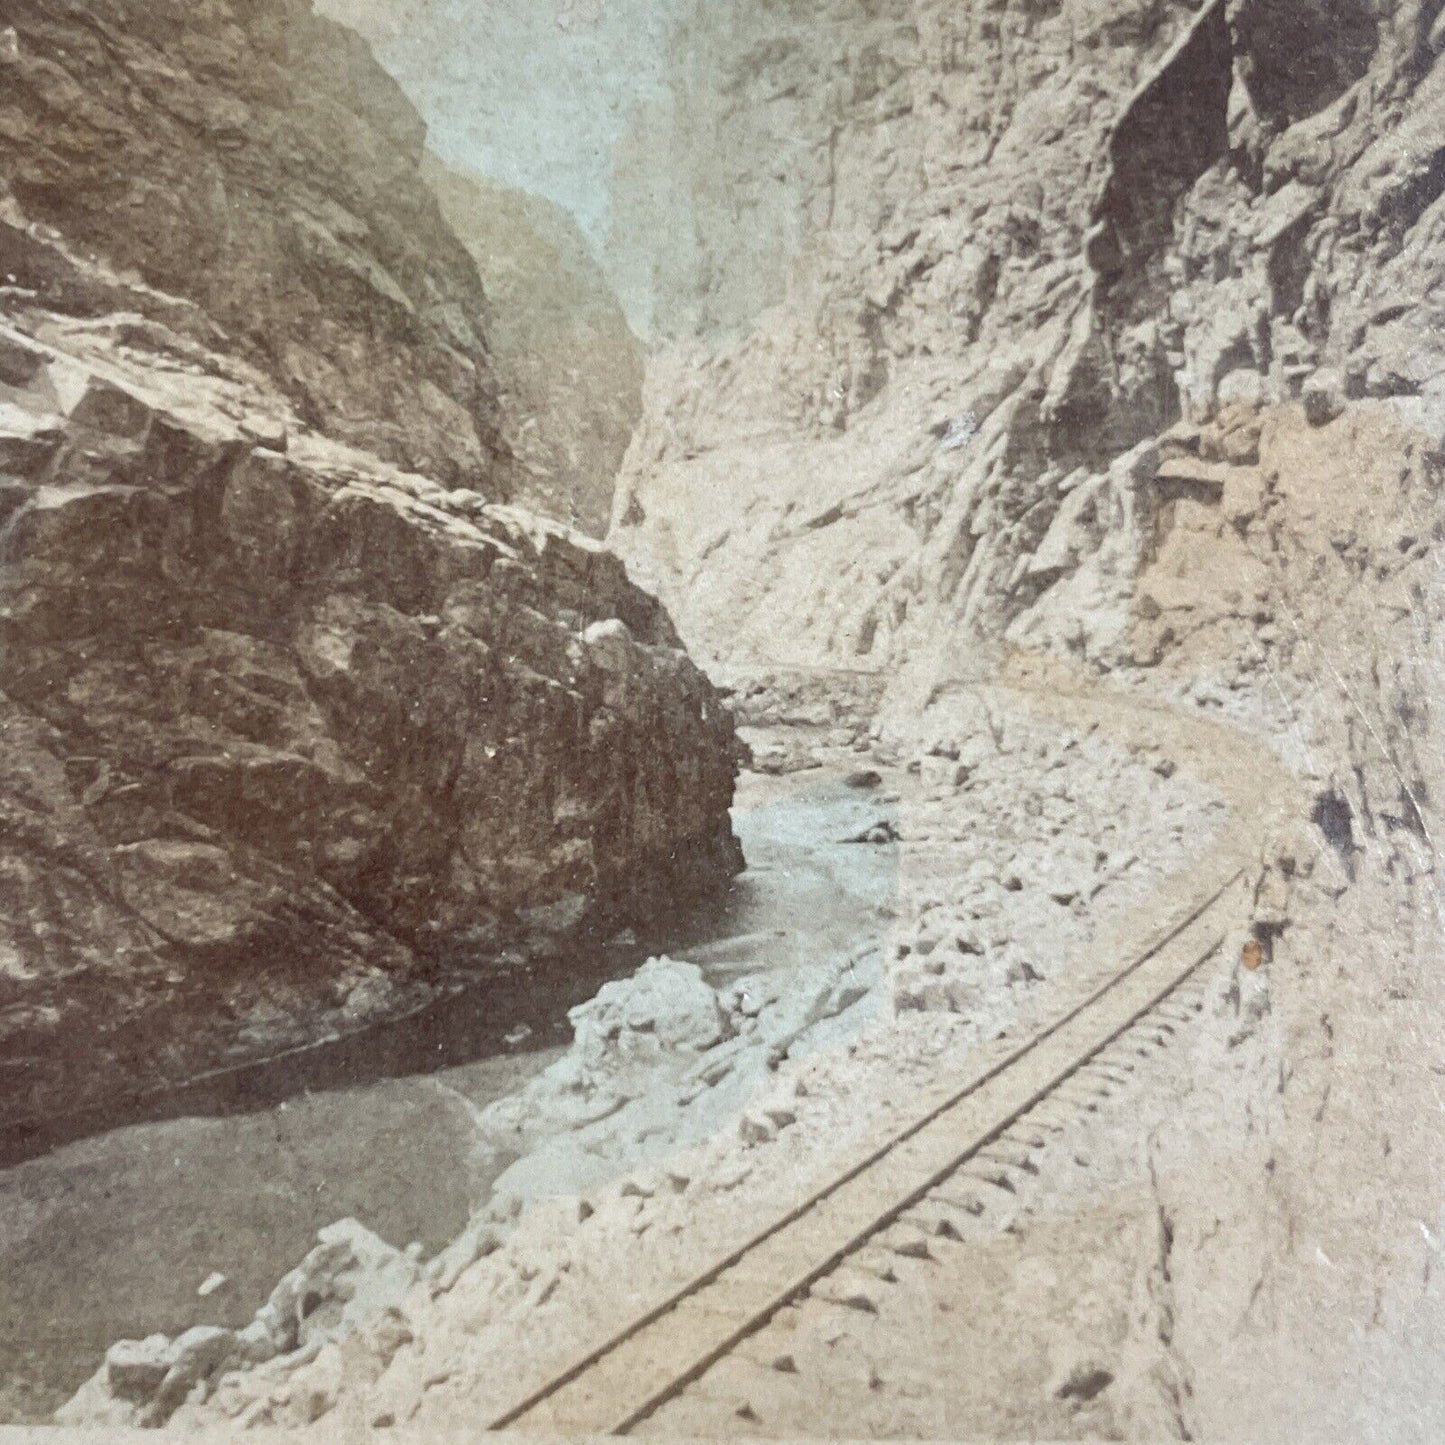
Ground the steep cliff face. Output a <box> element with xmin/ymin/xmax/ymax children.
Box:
<box><xmin>0</xmin><ymin>32</ymin><xmax>741</xmax><ymax>1143</ymax></box>
<box><xmin>1114</xmin><ymin>402</ymin><xmax>1445</xmax><ymax>1441</ymax></box>
<box><xmin>611</xmin><ymin>0</ymin><xmax>1203</xmax><ymax>666</ymax></box>
<box><xmin>604</xmin><ymin>0</ymin><xmax>880</xmax><ymax>340</ymax></box>
<box><xmin>608</xmin><ymin>0</ymin><xmax>1445</xmax><ymax>869</ymax></box>
<box><xmin>0</xmin><ymin>245</ymin><xmax>740</xmax><ymax>1142</ymax></box>
<box><xmin>423</xmin><ymin>155</ymin><xmax>644</xmax><ymax>537</ymax></box>
<box><xmin>0</xmin><ymin>0</ymin><xmax>512</xmax><ymax>492</ymax></box>
<box><xmin>612</xmin><ymin>0</ymin><xmax>1445</xmax><ymax>683</ymax></box>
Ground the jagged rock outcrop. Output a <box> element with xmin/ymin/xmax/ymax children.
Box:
<box><xmin>0</xmin><ymin>214</ymin><xmax>741</xmax><ymax>1147</ymax></box>
<box><xmin>0</xmin><ymin>0</ymin><xmax>513</xmax><ymax>492</ymax></box>
<box><xmin>59</xmin><ymin>1219</ymin><xmax>422</xmax><ymax>1429</ymax></box>
<box><xmin>422</xmin><ymin>154</ymin><xmax>644</xmax><ymax>537</ymax></box>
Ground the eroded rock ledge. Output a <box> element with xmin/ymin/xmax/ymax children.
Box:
<box><xmin>0</xmin><ymin>233</ymin><xmax>742</xmax><ymax>1146</ymax></box>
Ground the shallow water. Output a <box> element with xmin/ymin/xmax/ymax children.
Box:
<box><xmin>0</xmin><ymin>764</ymin><xmax>899</xmax><ymax>1420</ymax></box>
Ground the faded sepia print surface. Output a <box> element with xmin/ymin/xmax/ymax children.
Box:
<box><xmin>1</xmin><ymin>0</ymin><xmax>1442</xmax><ymax>1440</ymax></box>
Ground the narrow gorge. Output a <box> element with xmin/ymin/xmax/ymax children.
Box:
<box><xmin>2</xmin><ymin>1</ymin><xmax>1443</xmax><ymax>1440</ymax></box>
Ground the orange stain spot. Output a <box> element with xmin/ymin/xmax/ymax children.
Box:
<box><xmin>1241</xmin><ymin>939</ymin><xmax>1264</xmax><ymax>971</ymax></box>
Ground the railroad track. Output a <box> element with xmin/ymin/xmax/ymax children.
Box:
<box><xmin>489</xmin><ymin>865</ymin><xmax>1250</xmax><ymax>1435</ymax></box>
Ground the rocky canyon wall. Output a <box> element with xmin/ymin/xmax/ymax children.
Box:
<box><xmin>609</xmin><ymin>0</ymin><xmax>1445</xmax><ymax>1007</ymax></box>
<box><xmin>0</xmin><ymin>5</ymin><xmax>740</xmax><ymax>1144</ymax></box>
<box><xmin>423</xmin><ymin>154</ymin><xmax>644</xmax><ymax>537</ymax></box>
<box><xmin>605</xmin><ymin>2</ymin><xmax>1445</xmax><ymax>1435</ymax></box>
<box><xmin>612</xmin><ymin>0</ymin><xmax>1445</xmax><ymax>683</ymax></box>
<box><xmin>0</xmin><ymin>0</ymin><xmax>527</xmax><ymax>493</ymax></box>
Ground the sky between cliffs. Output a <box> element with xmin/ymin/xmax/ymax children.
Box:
<box><xmin>315</xmin><ymin>0</ymin><xmax>681</xmax><ymax>253</ymax></box>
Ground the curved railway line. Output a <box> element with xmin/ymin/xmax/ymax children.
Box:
<box><xmin>483</xmin><ymin>665</ymin><xmax>1303</xmax><ymax>1436</ymax></box>
<box><xmin>489</xmin><ymin>867</ymin><xmax>1249</xmax><ymax>1434</ymax></box>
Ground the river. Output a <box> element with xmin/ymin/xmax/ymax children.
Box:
<box><xmin>0</xmin><ymin>761</ymin><xmax>900</xmax><ymax>1420</ymax></box>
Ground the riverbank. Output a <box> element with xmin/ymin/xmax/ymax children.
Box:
<box><xmin>1</xmin><ymin>755</ymin><xmax>898</xmax><ymax>1422</ymax></box>
<box><xmin>55</xmin><ymin>676</ymin><xmax>1229</xmax><ymax>1430</ymax></box>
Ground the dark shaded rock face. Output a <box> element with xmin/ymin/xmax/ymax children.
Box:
<box><xmin>0</xmin><ymin>1</ymin><xmax>511</xmax><ymax>491</ymax></box>
<box><xmin>0</xmin><ymin>225</ymin><xmax>742</xmax><ymax>1140</ymax></box>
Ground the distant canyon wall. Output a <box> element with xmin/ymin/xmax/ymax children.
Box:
<box><xmin>423</xmin><ymin>154</ymin><xmax>643</xmax><ymax>538</ymax></box>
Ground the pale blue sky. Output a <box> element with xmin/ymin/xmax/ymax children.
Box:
<box><xmin>320</xmin><ymin>0</ymin><xmax>682</xmax><ymax>250</ymax></box>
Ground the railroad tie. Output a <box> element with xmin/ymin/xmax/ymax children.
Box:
<box><xmin>1001</xmin><ymin>1125</ymin><xmax>1051</xmax><ymax>1149</ymax></box>
<box><xmin>926</xmin><ymin>1185</ymin><xmax>988</xmax><ymax>1217</ymax></box>
<box><xmin>977</xmin><ymin>1143</ymin><xmax>1040</xmax><ymax>1173</ymax></box>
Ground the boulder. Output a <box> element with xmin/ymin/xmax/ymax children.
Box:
<box><xmin>572</xmin><ymin>957</ymin><xmax>729</xmax><ymax>1058</ymax></box>
<box><xmin>260</xmin><ymin>1219</ymin><xmax>421</xmax><ymax>1356</ymax></box>
<box><xmin>104</xmin><ymin>1337</ymin><xmax>171</xmax><ymax>1403</ymax></box>
<box><xmin>155</xmin><ymin>1327</ymin><xmax>237</xmax><ymax>1410</ymax></box>
<box><xmin>1302</xmin><ymin>369</ymin><xmax>1347</xmax><ymax>427</ymax></box>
